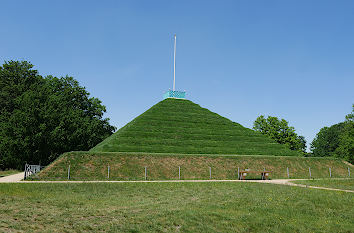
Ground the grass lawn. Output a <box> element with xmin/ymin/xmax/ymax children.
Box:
<box><xmin>0</xmin><ymin>182</ymin><xmax>353</xmax><ymax>232</ymax></box>
<box><xmin>0</xmin><ymin>169</ymin><xmax>21</xmax><ymax>177</ymax></box>
<box><xmin>291</xmin><ymin>179</ymin><xmax>354</xmax><ymax>191</ymax></box>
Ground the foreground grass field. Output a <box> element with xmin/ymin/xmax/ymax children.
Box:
<box><xmin>34</xmin><ymin>151</ymin><xmax>352</xmax><ymax>180</ymax></box>
<box><xmin>292</xmin><ymin>179</ymin><xmax>354</xmax><ymax>191</ymax></box>
<box><xmin>0</xmin><ymin>182</ymin><xmax>353</xmax><ymax>232</ymax></box>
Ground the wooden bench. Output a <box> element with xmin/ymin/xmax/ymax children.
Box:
<box><xmin>238</xmin><ymin>170</ymin><xmax>272</xmax><ymax>180</ymax></box>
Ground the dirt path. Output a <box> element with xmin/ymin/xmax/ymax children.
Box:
<box><xmin>1</xmin><ymin>174</ymin><xmax>353</xmax><ymax>193</ymax></box>
<box><xmin>285</xmin><ymin>181</ymin><xmax>354</xmax><ymax>193</ymax></box>
<box><xmin>256</xmin><ymin>178</ymin><xmax>354</xmax><ymax>193</ymax></box>
<box><xmin>0</xmin><ymin>172</ymin><xmax>24</xmax><ymax>182</ymax></box>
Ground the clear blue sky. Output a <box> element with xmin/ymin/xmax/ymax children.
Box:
<box><xmin>1</xmin><ymin>0</ymin><xmax>353</xmax><ymax>150</ymax></box>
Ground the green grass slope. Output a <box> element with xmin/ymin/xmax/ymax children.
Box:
<box><xmin>34</xmin><ymin>152</ymin><xmax>352</xmax><ymax>180</ymax></box>
<box><xmin>91</xmin><ymin>98</ymin><xmax>300</xmax><ymax>156</ymax></box>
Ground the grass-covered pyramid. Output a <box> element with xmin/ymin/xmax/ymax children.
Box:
<box><xmin>91</xmin><ymin>98</ymin><xmax>300</xmax><ymax>156</ymax></box>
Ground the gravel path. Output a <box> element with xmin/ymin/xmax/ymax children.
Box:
<box><xmin>0</xmin><ymin>172</ymin><xmax>24</xmax><ymax>182</ymax></box>
<box><xmin>284</xmin><ymin>180</ymin><xmax>354</xmax><ymax>193</ymax></box>
<box><xmin>1</xmin><ymin>173</ymin><xmax>353</xmax><ymax>193</ymax></box>
<box><xmin>253</xmin><ymin>179</ymin><xmax>354</xmax><ymax>193</ymax></box>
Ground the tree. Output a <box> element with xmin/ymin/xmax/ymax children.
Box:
<box><xmin>310</xmin><ymin>123</ymin><xmax>346</xmax><ymax>157</ymax></box>
<box><xmin>253</xmin><ymin>115</ymin><xmax>306</xmax><ymax>153</ymax></box>
<box><xmin>334</xmin><ymin>105</ymin><xmax>354</xmax><ymax>163</ymax></box>
<box><xmin>0</xmin><ymin>61</ymin><xmax>116</xmax><ymax>169</ymax></box>
<box><xmin>310</xmin><ymin>104</ymin><xmax>353</xmax><ymax>163</ymax></box>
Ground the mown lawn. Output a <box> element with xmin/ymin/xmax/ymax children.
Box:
<box><xmin>292</xmin><ymin>178</ymin><xmax>354</xmax><ymax>191</ymax></box>
<box><xmin>0</xmin><ymin>182</ymin><xmax>353</xmax><ymax>232</ymax></box>
<box><xmin>0</xmin><ymin>169</ymin><xmax>20</xmax><ymax>177</ymax></box>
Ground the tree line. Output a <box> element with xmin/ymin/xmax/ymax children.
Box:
<box><xmin>253</xmin><ymin>107</ymin><xmax>353</xmax><ymax>163</ymax></box>
<box><xmin>0</xmin><ymin>61</ymin><xmax>116</xmax><ymax>169</ymax></box>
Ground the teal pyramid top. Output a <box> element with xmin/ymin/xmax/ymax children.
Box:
<box><xmin>163</xmin><ymin>90</ymin><xmax>186</xmax><ymax>99</ymax></box>
<box><xmin>90</xmin><ymin>98</ymin><xmax>300</xmax><ymax>156</ymax></box>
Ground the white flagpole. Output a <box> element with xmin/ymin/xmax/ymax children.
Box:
<box><xmin>173</xmin><ymin>34</ymin><xmax>176</xmax><ymax>91</ymax></box>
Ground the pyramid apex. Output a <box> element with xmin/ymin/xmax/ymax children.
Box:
<box><xmin>163</xmin><ymin>90</ymin><xmax>186</xmax><ymax>99</ymax></box>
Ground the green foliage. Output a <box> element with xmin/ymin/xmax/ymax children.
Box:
<box><xmin>310</xmin><ymin>123</ymin><xmax>345</xmax><ymax>157</ymax></box>
<box><xmin>0</xmin><ymin>182</ymin><xmax>353</xmax><ymax>232</ymax></box>
<box><xmin>335</xmin><ymin>105</ymin><xmax>354</xmax><ymax>163</ymax></box>
<box><xmin>253</xmin><ymin>115</ymin><xmax>306</xmax><ymax>153</ymax></box>
<box><xmin>0</xmin><ymin>61</ymin><xmax>115</xmax><ymax>169</ymax></box>
<box><xmin>91</xmin><ymin>98</ymin><xmax>301</xmax><ymax>156</ymax></box>
<box><xmin>311</xmin><ymin>105</ymin><xmax>353</xmax><ymax>163</ymax></box>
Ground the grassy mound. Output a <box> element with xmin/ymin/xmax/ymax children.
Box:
<box><xmin>90</xmin><ymin>98</ymin><xmax>300</xmax><ymax>156</ymax></box>
<box><xmin>34</xmin><ymin>152</ymin><xmax>352</xmax><ymax>180</ymax></box>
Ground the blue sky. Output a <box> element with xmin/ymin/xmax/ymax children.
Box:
<box><xmin>1</xmin><ymin>0</ymin><xmax>353</xmax><ymax>150</ymax></box>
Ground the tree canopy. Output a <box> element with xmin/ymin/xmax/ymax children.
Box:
<box><xmin>0</xmin><ymin>61</ymin><xmax>116</xmax><ymax>169</ymax></box>
<box><xmin>311</xmin><ymin>105</ymin><xmax>353</xmax><ymax>163</ymax></box>
<box><xmin>310</xmin><ymin>123</ymin><xmax>345</xmax><ymax>157</ymax></box>
<box><xmin>253</xmin><ymin>115</ymin><xmax>306</xmax><ymax>153</ymax></box>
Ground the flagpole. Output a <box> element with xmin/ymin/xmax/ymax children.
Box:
<box><xmin>173</xmin><ymin>34</ymin><xmax>176</xmax><ymax>91</ymax></box>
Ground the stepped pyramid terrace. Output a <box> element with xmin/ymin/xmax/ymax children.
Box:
<box><xmin>91</xmin><ymin>98</ymin><xmax>300</xmax><ymax>156</ymax></box>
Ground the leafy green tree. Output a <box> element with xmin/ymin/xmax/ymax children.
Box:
<box><xmin>311</xmin><ymin>105</ymin><xmax>353</xmax><ymax>163</ymax></box>
<box><xmin>334</xmin><ymin>105</ymin><xmax>354</xmax><ymax>163</ymax></box>
<box><xmin>310</xmin><ymin>123</ymin><xmax>345</xmax><ymax>157</ymax></box>
<box><xmin>0</xmin><ymin>61</ymin><xmax>116</xmax><ymax>169</ymax></box>
<box><xmin>253</xmin><ymin>115</ymin><xmax>306</xmax><ymax>153</ymax></box>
